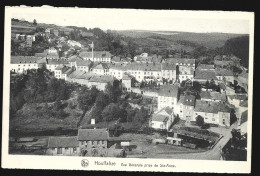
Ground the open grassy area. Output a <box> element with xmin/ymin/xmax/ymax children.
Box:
<box><xmin>119</xmin><ymin>133</ymin><xmax>207</xmax><ymax>158</ymax></box>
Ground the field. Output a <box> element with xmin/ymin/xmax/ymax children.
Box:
<box><xmin>116</xmin><ymin>30</ymin><xmax>247</xmax><ymax>49</ymax></box>
<box><xmin>120</xmin><ymin>133</ymin><xmax>207</xmax><ymax>158</ymax></box>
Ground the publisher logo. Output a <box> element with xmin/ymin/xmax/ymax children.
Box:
<box><xmin>81</xmin><ymin>159</ymin><xmax>89</xmax><ymax>167</ymax></box>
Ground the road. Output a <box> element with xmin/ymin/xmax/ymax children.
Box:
<box><xmin>128</xmin><ymin>122</ymin><xmax>238</xmax><ymax>160</ymax></box>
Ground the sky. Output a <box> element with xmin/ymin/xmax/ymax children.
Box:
<box><xmin>9</xmin><ymin>7</ymin><xmax>251</xmax><ymax>34</ymax></box>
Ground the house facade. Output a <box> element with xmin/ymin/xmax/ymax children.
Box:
<box><xmin>157</xmin><ymin>84</ymin><xmax>179</xmax><ymax>110</ymax></box>
<box><xmin>10</xmin><ymin>56</ymin><xmax>41</xmax><ymax>74</ymax></box>
<box><xmin>46</xmin><ymin>136</ymin><xmax>79</xmax><ymax>156</ymax></box>
<box><xmin>78</xmin><ymin>129</ymin><xmax>109</xmax><ymax>149</ymax></box>
<box><xmin>150</xmin><ymin>107</ymin><xmax>175</xmax><ymax>131</ymax></box>
<box><xmin>79</xmin><ymin>51</ymin><xmax>112</xmax><ymax>63</ymax></box>
<box><xmin>193</xmin><ymin>100</ymin><xmax>231</xmax><ymax>126</ymax></box>
<box><xmin>90</xmin><ymin>63</ymin><xmax>109</xmax><ymax>75</ymax></box>
<box><xmin>175</xmin><ymin>95</ymin><xmax>195</xmax><ymax>124</ymax></box>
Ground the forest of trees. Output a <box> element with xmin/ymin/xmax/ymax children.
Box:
<box><xmin>10</xmin><ymin>67</ymin><xmax>77</xmax><ymax>118</ymax></box>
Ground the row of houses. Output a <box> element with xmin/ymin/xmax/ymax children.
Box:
<box><xmin>46</xmin><ymin>128</ymin><xmax>130</xmax><ymax>157</ymax></box>
<box><xmin>10</xmin><ymin>55</ymin><xmax>236</xmax><ymax>92</ymax></box>
<box><xmin>150</xmin><ymin>83</ymin><xmax>248</xmax><ymax>131</ymax></box>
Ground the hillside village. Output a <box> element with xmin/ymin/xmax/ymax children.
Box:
<box><xmin>9</xmin><ymin>19</ymin><xmax>249</xmax><ymax>160</ymax></box>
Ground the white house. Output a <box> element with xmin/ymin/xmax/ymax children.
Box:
<box><xmin>193</xmin><ymin>100</ymin><xmax>231</xmax><ymax>126</ymax></box>
<box><xmin>79</xmin><ymin>51</ymin><xmax>112</xmax><ymax>63</ymax></box>
<box><xmin>90</xmin><ymin>63</ymin><xmax>109</xmax><ymax>75</ymax></box>
<box><xmin>161</xmin><ymin>63</ymin><xmax>176</xmax><ymax>82</ymax></box>
<box><xmin>68</xmin><ymin>56</ymin><xmax>92</xmax><ymax>72</ymax></box>
<box><xmin>46</xmin><ymin>59</ymin><xmax>69</xmax><ymax>72</ymax></box>
<box><xmin>54</xmin><ymin>65</ymin><xmax>74</xmax><ymax>80</ymax></box>
<box><xmin>109</xmin><ymin>63</ymin><xmax>126</xmax><ymax>80</ymax></box>
<box><xmin>157</xmin><ymin>84</ymin><xmax>179</xmax><ymax>110</ymax></box>
<box><xmin>227</xmin><ymin>94</ymin><xmax>248</xmax><ymax>108</ymax></box>
<box><xmin>178</xmin><ymin>66</ymin><xmax>194</xmax><ymax>83</ymax></box>
<box><xmin>150</xmin><ymin>107</ymin><xmax>175</xmax><ymax>131</ymax></box>
<box><xmin>10</xmin><ymin>56</ymin><xmax>41</xmax><ymax>74</ymax></box>
<box><xmin>87</xmin><ymin>75</ymin><xmax>115</xmax><ymax>91</ymax></box>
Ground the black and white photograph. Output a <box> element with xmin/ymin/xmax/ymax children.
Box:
<box><xmin>2</xmin><ymin>6</ymin><xmax>254</xmax><ymax>173</ymax></box>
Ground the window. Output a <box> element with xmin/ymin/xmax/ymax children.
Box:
<box><xmin>57</xmin><ymin>148</ymin><xmax>62</xmax><ymax>154</ymax></box>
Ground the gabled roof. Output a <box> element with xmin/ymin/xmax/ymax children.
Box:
<box><xmin>194</xmin><ymin>100</ymin><xmax>231</xmax><ymax>113</ymax></box>
<box><xmin>166</xmin><ymin>58</ymin><xmax>195</xmax><ymax>65</ymax></box>
<box><xmin>69</xmin><ymin>56</ymin><xmax>92</xmax><ymax>66</ymax></box>
<box><xmin>79</xmin><ymin>51</ymin><xmax>112</xmax><ymax>58</ymax></box>
<box><xmin>215</xmin><ymin>68</ymin><xmax>234</xmax><ymax>76</ymax></box>
<box><xmin>88</xmin><ymin>75</ymin><xmax>115</xmax><ymax>83</ymax></box>
<box><xmin>158</xmin><ymin>84</ymin><xmax>179</xmax><ymax>97</ymax></box>
<box><xmin>183</xmin><ymin>95</ymin><xmax>196</xmax><ymax>106</ymax></box>
<box><xmin>157</xmin><ymin>106</ymin><xmax>173</xmax><ymax>115</ymax></box>
<box><xmin>196</xmin><ymin>64</ymin><xmax>215</xmax><ymax>70</ymax></box>
<box><xmin>122</xmin><ymin>73</ymin><xmax>133</xmax><ymax>80</ymax></box>
<box><xmin>152</xmin><ymin>107</ymin><xmax>173</xmax><ymax>122</ymax></box>
<box><xmin>194</xmin><ymin>70</ymin><xmax>218</xmax><ymax>80</ymax></box>
<box><xmin>68</xmin><ymin>70</ymin><xmax>86</xmax><ymax>79</ymax></box>
<box><xmin>240</xmin><ymin>100</ymin><xmax>248</xmax><ymax>107</ymax></box>
<box><xmin>11</xmin><ymin>56</ymin><xmax>43</xmax><ymax>64</ymax></box>
<box><xmin>92</xmin><ymin>63</ymin><xmax>109</xmax><ymax>70</ymax></box>
<box><xmin>47</xmin><ymin>59</ymin><xmax>68</xmax><ymax>65</ymax></box>
<box><xmin>109</xmin><ymin>63</ymin><xmax>126</xmax><ymax>70</ymax></box>
<box><xmin>77</xmin><ymin>129</ymin><xmax>109</xmax><ymax>141</ymax></box>
<box><xmin>200</xmin><ymin>91</ymin><xmax>226</xmax><ymax>101</ymax></box>
<box><xmin>125</xmin><ymin>62</ymin><xmax>161</xmax><ymax>71</ymax></box>
<box><xmin>151</xmin><ymin>114</ymin><xmax>169</xmax><ymax>122</ymax></box>
<box><xmin>47</xmin><ymin>136</ymin><xmax>79</xmax><ymax>148</ymax></box>
<box><xmin>161</xmin><ymin>63</ymin><xmax>176</xmax><ymax>70</ymax></box>
<box><xmin>227</xmin><ymin>94</ymin><xmax>248</xmax><ymax>101</ymax></box>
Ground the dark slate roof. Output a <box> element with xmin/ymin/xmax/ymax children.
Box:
<box><xmin>110</xmin><ymin>63</ymin><xmax>126</xmax><ymax>70</ymax></box>
<box><xmin>88</xmin><ymin>75</ymin><xmax>115</xmax><ymax>83</ymax></box>
<box><xmin>215</xmin><ymin>68</ymin><xmax>234</xmax><ymax>76</ymax></box>
<box><xmin>11</xmin><ymin>56</ymin><xmax>43</xmax><ymax>64</ymax></box>
<box><xmin>158</xmin><ymin>84</ymin><xmax>179</xmax><ymax>97</ymax></box>
<box><xmin>194</xmin><ymin>70</ymin><xmax>218</xmax><ymax>80</ymax></box>
<box><xmin>151</xmin><ymin>107</ymin><xmax>173</xmax><ymax>122</ymax></box>
<box><xmin>157</xmin><ymin>106</ymin><xmax>173</xmax><ymax>115</ymax></box>
<box><xmin>196</xmin><ymin>64</ymin><xmax>215</xmax><ymax>70</ymax></box>
<box><xmin>47</xmin><ymin>136</ymin><xmax>79</xmax><ymax>148</ymax></box>
<box><xmin>194</xmin><ymin>100</ymin><xmax>231</xmax><ymax>113</ymax></box>
<box><xmin>240</xmin><ymin>100</ymin><xmax>248</xmax><ymax>107</ymax></box>
<box><xmin>228</xmin><ymin>94</ymin><xmax>248</xmax><ymax>101</ymax></box>
<box><xmin>200</xmin><ymin>91</ymin><xmax>226</xmax><ymax>101</ymax></box>
<box><xmin>71</xmin><ymin>58</ymin><xmax>92</xmax><ymax>66</ymax></box>
<box><xmin>68</xmin><ymin>70</ymin><xmax>86</xmax><ymax>78</ymax></box>
<box><xmin>47</xmin><ymin>59</ymin><xmax>69</xmax><ymax>65</ymax></box>
<box><xmin>79</xmin><ymin>51</ymin><xmax>112</xmax><ymax>58</ymax></box>
<box><xmin>92</xmin><ymin>63</ymin><xmax>109</xmax><ymax>69</ymax></box>
<box><xmin>122</xmin><ymin>73</ymin><xmax>133</xmax><ymax>80</ymax></box>
<box><xmin>210</xmin><ymin>92</ymin><xmax>226</xmax><ymax>101</ymax></box>
<box><xmin>161</xmin><ymin>63</ymin><xmax>176</xmax><ymax>70</ymax></box>
<box><xmin>183</xmin><ymin>95</ymin><xmax>196</xmax><ymax>106</ymax></box>
<box><xmin>151</xmin><ymin>114</ymin><xmax>169</xmax><ymax>122</ymax></box>
<box><xmin>200</xmin><ymin>91</ymin><xmax>211</xmax><ymax>99</ymax></box>
<box><xmin>240</xmin><ymin>110</ymin><xmax>248</xmax><ymax>124</ymax></box>
<box><xmin>125</xmin><ymin>62</ymin><xmax>161</xmax><ymax>71</ymax></box>
<box><xmin>77</xmin><ymin>129</ymin><xmax>109</xmax><ymax>141</ymax></box>
<box><xmin>239</xmin><ymin>71</ymin><xmax>248</xmax><ymax>79</ymax></box>
<box><xmin>165</xmin><ymin>58</ymin><xmax>195</xmax><ymax>65</ymax></box>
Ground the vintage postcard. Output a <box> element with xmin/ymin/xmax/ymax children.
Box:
<box><xmin>2</xmin><ymin>6</ymin><xmax>254</xmax><ymax>173</ymax></box>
